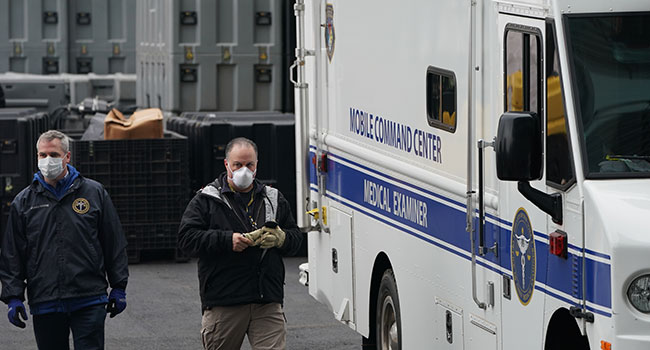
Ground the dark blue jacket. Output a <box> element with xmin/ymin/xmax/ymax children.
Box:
<box><xmin>0</xmin><ymin>168</ymin><xmax>129</xmax><ymax>306</ymax></box>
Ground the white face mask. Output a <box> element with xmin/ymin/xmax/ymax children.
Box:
<box><xmin>228</xmin><ymin>164</ymin><xmax>256</xmax><ymax>189</ymax></box>
<box><xmin>38</xmin><ymin>156</ymin><xmax>64</xmax><ymax>180</ymax></box>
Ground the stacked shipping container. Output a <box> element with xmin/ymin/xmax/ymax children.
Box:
<box><xmin>0</xmin><ymin>0</ymin><xmax>136</xmax><ymax>74</ymax></box>
<box><xmin>136</xmin><ymin>0</ymin><xmax>287</xmax><ymax>112</ymax></box>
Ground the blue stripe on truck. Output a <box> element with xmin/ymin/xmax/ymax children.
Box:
<box><xmin>308</xmin><ymin>149</ymin><xmax>612</xmax><ymax>314</ymax></box>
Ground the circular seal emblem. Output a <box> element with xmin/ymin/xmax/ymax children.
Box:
<box><xmin>72</xmin><ymin>198</ymin><xmax>90</xmax><ymax>215</ymax></box>
<box><xmin>511</xmin><ymin>208</ymin><xmax>536</xmax><ymax>305</ymax></box>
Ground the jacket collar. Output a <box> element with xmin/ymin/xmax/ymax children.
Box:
<box><xmin>32</xmin><ymin>165</ymin><xmax>82</xmax><ymax>200</ymax></box>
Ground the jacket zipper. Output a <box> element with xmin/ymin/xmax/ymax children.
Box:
<box><xmin>255</xmin><ymin>193</ymin><xmax>268</xmax><ymax>299</ymax></box>
<box><xmin>221</xmin><ymin>192</ymin><xmax>252</xmax><ymax>232</ymax></box>
<box><xmin>221</xmin><ymin>186</ymin><xmax>268</xmax><ymax>300</ymax></box>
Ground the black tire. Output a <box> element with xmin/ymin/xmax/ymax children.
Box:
<box><xmin>375</xmin><ymin>269</ymin><xmax>401</xmax><ymax>350</ymax></box>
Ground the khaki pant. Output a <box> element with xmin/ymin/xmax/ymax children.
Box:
<box><xmin>201</xmin><ymin>303</ymin><xmax>286</xmax><ymax>350</ymax></box>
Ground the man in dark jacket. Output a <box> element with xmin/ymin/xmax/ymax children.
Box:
<box><xmin>178</xmin><ymin>137</ymin><xmax>302</xmax><ymax>350</ymax></box>
<box><xmin>0</xmin><ymin>130</ymin><xmax>129</xmax><ymax>350</ymax></box>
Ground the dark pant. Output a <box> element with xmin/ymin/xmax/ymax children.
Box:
<box><xmin>33</xmin><ymin>304</ymin><xmax>107</xmax><ymax>350</ymax></box>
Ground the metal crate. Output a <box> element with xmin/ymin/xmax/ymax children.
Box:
<box><xmin>0</xmin><ymin>73</ymin><xmax>137</xmax><ymax>113</ymax></box>
<box><xmin>137</xmin><ymin>53</ymin><xmax>284</xmax><ymax>112</ymax></box>
<box><xmin>0</xmin><ymin>0</ymin><xmax>69</xmax><ymax>74</ymax></box>
<box><xmin>0</xmin><ymin>108</ymin><xmax>51</xmax><ymax>197</ymax></box>
<box><xmin>68</xmin><ymin>0</ymin><xmax>136</xmax><ymax>74</ymax></box>
<box><xmin>136</xmin><ymin>0</ymin><xmax>284</xmax><ymax>57</ymax></box>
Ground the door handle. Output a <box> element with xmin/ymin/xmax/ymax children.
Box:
<box><xmin>478</xmin><ymin>138</ymin><xmax>498</xmax><ymax>257</ymax></box>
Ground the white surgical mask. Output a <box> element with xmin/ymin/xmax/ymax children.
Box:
<box><xmin>228</xmin><ymin>164</ymin><xmax>256</xmax><ymax>189</ymax></box>
<box><xmin>38</xmin><ymin>156</ymin><xmax>64</xmax><ymax>180</ymax></box>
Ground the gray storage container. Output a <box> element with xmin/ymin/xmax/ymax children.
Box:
<box><xmin>137</xmin><ymin>52</ymin><xmax>283</xmax><ymax>112</ymax></box>
<box><xmin>87</xmin><ymin>73</ymin><xmax>137</xmax><ymax>106</ymax></box>
<box><xmin>0</xmin><ymin>75</ymin><xmax>69</xmax><ymax>112</ymax></box>
<box><xmin>0</xmin><ymin>73</ymin><xmax>136</xmax><ymax>112</ymax></box>
<box><xmin>0</xmin><ymin>48</ymin><xmax>9</xmax><ymax>73</ymax></box>
<box><xmin>5</xmin><ymin>44</ymin><xmax>68</xmax><ymax>75</ymax></box>
<box><xmin>0</xmin><ymin>0</ymin><xmax>68</xmax><ymax>74</ymax></box>
<box><xmin>136</xmin><ymin>0</ymin><xmax>284</xmax><ymax>57</ymax></box>
<box><xmin>68</xmin><ymin>0</ymin><xmax>137</xmax><ymax>74</ymax></box>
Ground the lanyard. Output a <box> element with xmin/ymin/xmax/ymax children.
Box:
<box><xmin>229</xmin><ymin>182</ymin><xmax>258</xmax><ymax>229</ymax></box>
<box><xmin>246</xmin><ymin>193</ymin><xmax>258</xmax><ymax>229</ymax></box>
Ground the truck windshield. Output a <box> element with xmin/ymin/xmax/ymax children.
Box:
<box><xmin>566</xmin><ymin>13</ymin><xmax>650</xmax><ymax>177</ymax></box>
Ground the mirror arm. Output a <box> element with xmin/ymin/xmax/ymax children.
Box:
<box><xmin>517</xmin><ymin>181</ymin><xmax>563</xmax><ymax>224</ymax></box>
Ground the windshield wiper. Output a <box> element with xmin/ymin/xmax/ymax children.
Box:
<box><xmin>603</xmin><ymin>155</ymin><xmax>650</xmax><ymax>172</ymax></box>
<box><xmin>606</xmin><ymin>155</ymin><xmax>650</xmax><ymax>161</ymax></box>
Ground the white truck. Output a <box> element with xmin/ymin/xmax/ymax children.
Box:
<box><xmin>291</xmin><ymin>0</ymin><xmax>650</xmax><ymax>349</ymax></box>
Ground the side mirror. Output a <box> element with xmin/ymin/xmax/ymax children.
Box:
<box><xmin>496</xmin><ymin>111</ymin><xmax>542</xmax><ymax>181</ymax></box>
<box><xmin>495</xmin><ymin>111</ymin><xmax>562</xmax><ymax>224</ymax></box>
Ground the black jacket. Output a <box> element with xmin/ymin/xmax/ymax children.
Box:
<box><xmin>0</xmin><ymin>175</ymin><xmax>129</xmax><ymax>305</ymax></box>
<box><xmin>178</xmin><ymin>174</ymin><xmax>302</xmax><ymax>309</ymax></box>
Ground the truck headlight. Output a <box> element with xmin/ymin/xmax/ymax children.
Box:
<box><xmin>627</xmin><ymin>275</ymin><xmax>650</xmax><ymax>313</ymax></box>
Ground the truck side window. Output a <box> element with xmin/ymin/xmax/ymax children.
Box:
<box><xmin>426</xmin><ymin>66</ymin><xmax>457</xmax><ymax>133</ymax></box>
<box><xmin>546</xmin><ymin>21</ymin><xmax>575</xmax><ymax>188</ymax></box>
<box><xmin>504</xmin><ymin>27</ymin><xmax>541</xmax><ymax>116</ymax></box>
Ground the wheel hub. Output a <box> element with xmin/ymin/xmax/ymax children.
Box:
<box><xmin>380</xmin><ymin>296</ymin><xmax>399</xmax><ymax>350</ymax></box>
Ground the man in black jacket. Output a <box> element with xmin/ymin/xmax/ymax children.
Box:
<box><xmin>178</xmin><ymin>137</ymin><xmax>302</xmax><ymax>350</ymax></box>
<box><xmin>0</xmin><ymin>130</ymin><xmax>129</xmax><ymax>350</ymax></box>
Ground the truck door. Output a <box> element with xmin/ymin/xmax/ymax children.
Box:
<box><xmin>496</xmin><ymin>12</ymin><xmax>548</xmax><ymax>349</ymax></box>
<box><xmin>305</xmin><ymin>0</ymin><xmax>356</xmax><ymax>327</ymax></box>
<box><xmin>543</xmin><ymin>18</ymin><xmax>587</xmax><ymax>345</ymax></box>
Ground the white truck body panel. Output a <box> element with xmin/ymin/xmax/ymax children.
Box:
<box><xmin>294</xmin><ymin>0</ymin><xmax>650</xmax><ymax>348</ymax></box>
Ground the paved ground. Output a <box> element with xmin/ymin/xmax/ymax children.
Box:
<box><xmin>0</xmin><ymin>256</ymin><xmax>361</xmax><ymax>349</ymax></box>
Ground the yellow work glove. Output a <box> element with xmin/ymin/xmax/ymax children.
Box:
<box><xmin>243</xmin><ymin>228</ymin><xmax>264</xmax><ymax>246</ymax></box>
<box><xmin>259</xmin><ymin>226</ymin><xmax>285</xmax><ymax>249</ymax></box>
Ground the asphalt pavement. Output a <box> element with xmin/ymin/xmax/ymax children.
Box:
<box><xmin>0</xmin><ymin>256</ymin><xmax>360</xmax><ymax>349</ymax></box>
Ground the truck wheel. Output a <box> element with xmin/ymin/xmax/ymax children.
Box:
<box><xmin>376</xmin><ymin>269</ymin><xmax>401</xmax><ymax>350</ymax></box>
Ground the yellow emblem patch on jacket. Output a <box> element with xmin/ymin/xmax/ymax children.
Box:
<box><xmin>72</xmin><ymin>198</ymin><xmax>90</xmax><ymax>214</ymax></box>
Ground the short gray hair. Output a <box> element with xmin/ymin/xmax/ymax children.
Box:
<box><xmin>225</xmin><ymin>137</ymin><xmax>258</xmax><ymax>160</ymax></box>
<box><xmin>37</xmin><ymin>130</ymin><xmax>70</xmax><ymax>154</ymax></box>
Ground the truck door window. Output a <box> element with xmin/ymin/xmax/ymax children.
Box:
<box><xmin>505</xmin><ymin>27</ymin><xmax>541</xmax><ymax>116</ymax></box>
<box><xmin>426</xmin><ymin>66</ymin><xmax>457</xmax><ymax>133</ymax></box>
<box><xmin>546</xmin><ymin>21</ymin><xmax>575</xmax><ymax>188</ymax></box>
<box><xmin>565</xmin><ymin>13</ymin><xmax>650</xmax><ymax>177</ymax></box>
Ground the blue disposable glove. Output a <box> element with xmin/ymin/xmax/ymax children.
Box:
<box><xmin>7</xmin><ymin>299</ymin><xmax>27</xmax><ymax>328</ymax></box>
<box><xmin>106</xmin><ymin>289</ymin><xmax>127</xmax><ymax>318</ymax></box>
